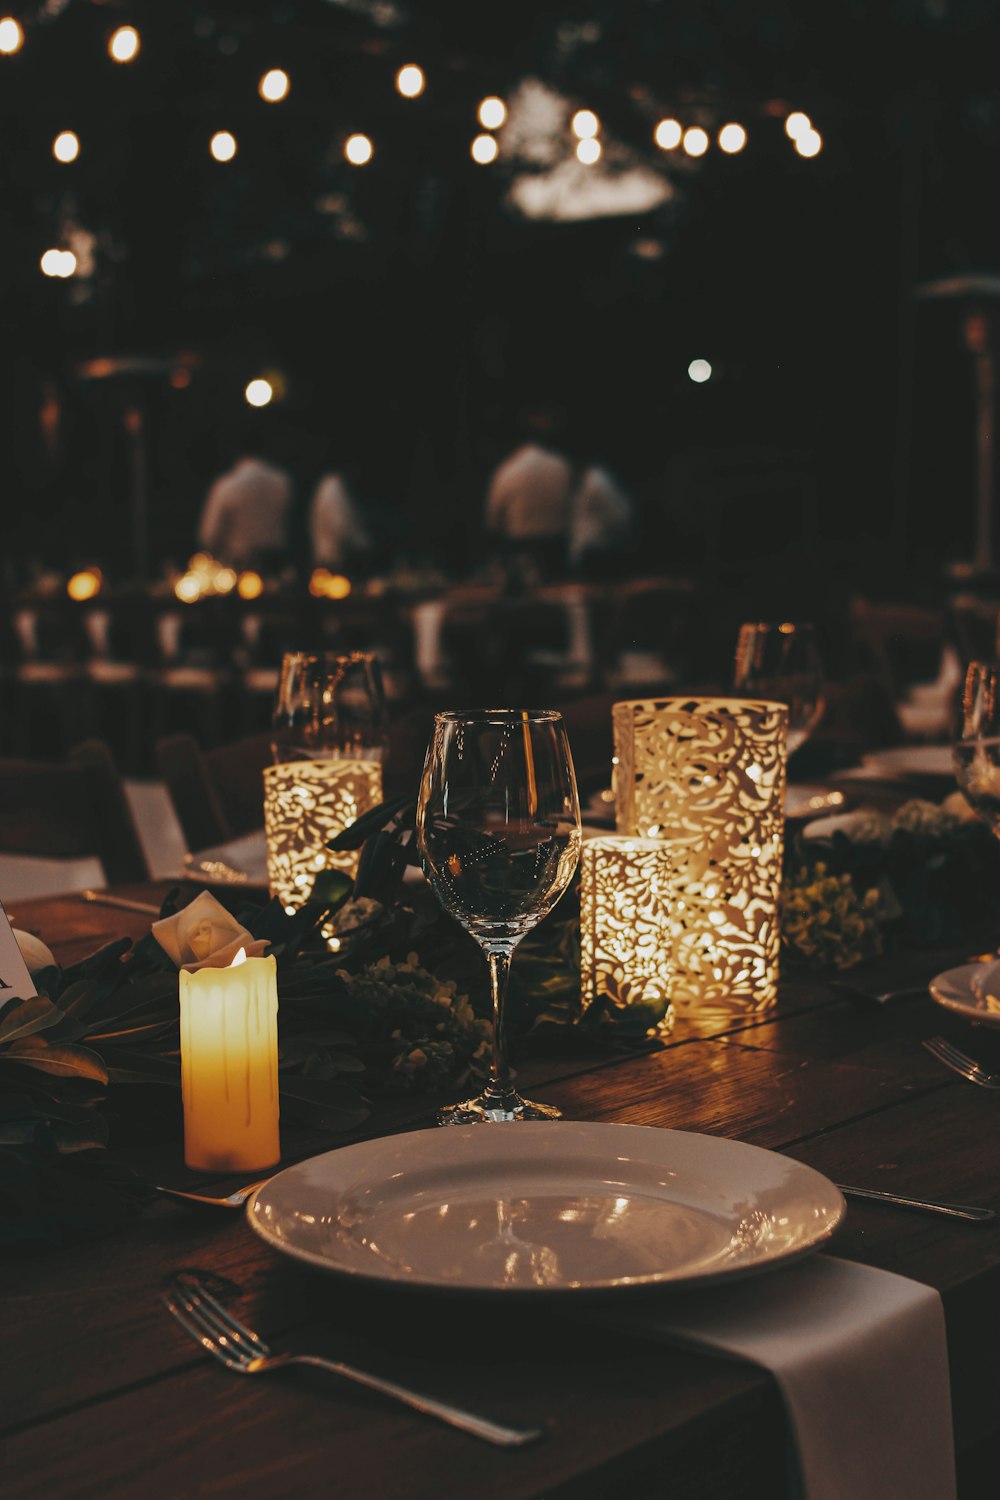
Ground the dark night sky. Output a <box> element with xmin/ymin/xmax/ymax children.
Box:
<box><xmin>1</xmin><ymin>0</ymin><xmax>998</xmax><ymax>580</ymax></box>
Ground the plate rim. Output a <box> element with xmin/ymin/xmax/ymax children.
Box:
<box><xmin>929</xmin><ymin>962</ymin><xmax>1000</xmax><ymax>1028</ymax></box>
<box><xmin>247</xmin><ymin>1121</ymin><xmax>846</xmax><ymax>1296</ymax></box>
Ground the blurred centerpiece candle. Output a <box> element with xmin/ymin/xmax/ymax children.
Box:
<box><xmin>613</xmin><ymin>696</ymin><xmax>788</xmax><ymax>1024</ymax></box>
<box><xmin>262</xmin><ymin>757</ymin><xmax>382</xmax><ymax>908</ymax></box>
<box><xmin>179</xmin><ymin>948</ymin><xmax>280</xmax><ymax>1172</ymax></box>
<box><xmin>580</xmin><ymin>836</ymin><xmax>676</xmax><ymax>1039</ymax></box>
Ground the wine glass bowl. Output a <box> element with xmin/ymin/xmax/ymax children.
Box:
<box><xmin>417</xmin><ymin>709</ymin><xmax>582</xmax><ymax>1124</ymax></box>
<box><xmin>954</xmin><ymin>661</ymin><xmax>1000</xmax><ymax>834</ymax></box>
<box><xmin>733</xmin><ymin>621</ymin><xmax>825</xmax><ymax>757</ymax></box>
<box><xmin>271</xmin><ymin>650</ymin><xmax>387</xmax><ymax>764</ymax></box>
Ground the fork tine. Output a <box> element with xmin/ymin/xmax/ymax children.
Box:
<box><xmin>931</xmin><ymin>1038</ymin><xmax>988</xmax><ymax>1076</ymax></box>
<box><xmin>166</xmin><ymin>1278</ymin><xmax>269</xmax><ymax>1360</ymax></box>
<box><xmin>161</xmin><ymin>1292</ymin><xmax>247</xmax><ymax>1371</ymax></box>
<box><xmin>185</xmin><ymin>1279</ymin><xmax>271</xmax><ymax>1358</ymax></box>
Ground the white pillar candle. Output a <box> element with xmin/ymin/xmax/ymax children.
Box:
<box><xmin>262</xmin><ymin>758</ymin><xmax>383</xmax><ymax>913</ymax></box>
<box><xmin>179</xmin><ymin>949</ymin><xmax>280</xmax><ymax>1172</ymax></box>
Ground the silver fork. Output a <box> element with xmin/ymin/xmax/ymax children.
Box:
<box><xmin>923</xmin><ymin>1036</ymin><xmax>1000</xmax><ymax>1090</ymax></box>
<box><xmin>161</xmin><ymin>1273</ymin><xmax>541</xmax><ymax>1447</ymax></box>
<box><xmin>155</xmin><ymin>1180</ymin><xmax>271</xmax><ymax>1209</ymax></box>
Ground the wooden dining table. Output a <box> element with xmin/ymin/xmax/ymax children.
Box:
<box><xmin>5</xmin><ymin>877</ymin><xmax>1000</xmax><ymax>1499</ymax></box>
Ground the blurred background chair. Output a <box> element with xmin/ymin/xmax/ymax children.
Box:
<box><xmin>0</xmin><ymin>739</ymin><xmax>149</xmax><ymax>886</ymax></box>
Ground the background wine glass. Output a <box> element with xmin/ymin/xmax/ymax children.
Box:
<box><xmin>417</xmin><ymin>709</ymin><xmax>582</xmax><ymax>1123</ymax></box>
<box><xmin>271</xmin><ymin>650</ymin><xmax>387</xmax><ymax>764</ymax></box>
<box><xmin>733</xmin><ymin>621</ymin><xmax>825</xmax><ymax>756</ymax></box>
<box><xmin>954</xmin><ymin>661</ymin><xmax>1000</xmax><ymax>834</ymax></box>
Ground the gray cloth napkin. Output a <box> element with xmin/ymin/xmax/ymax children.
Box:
<box><xmin>592</xmin><ymin>1254</ymin><xmax>955</xmax><ymax>1500</ymax></box>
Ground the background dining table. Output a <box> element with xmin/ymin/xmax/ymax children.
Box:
<box><xmin>5</xmin><ymin>876</ymin><xmax>1000</xmax><ymax>1500</ymax></box>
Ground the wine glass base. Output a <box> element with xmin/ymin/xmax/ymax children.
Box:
<box><xmin>437</xmin><ymin>1090</ymin><xmax>562</xmax><ymax>1125</ymax></box>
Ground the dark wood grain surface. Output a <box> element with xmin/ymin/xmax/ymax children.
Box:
<box><xmin>5</xmin><ymin>881</ymin><xmax>998</xmax><ymax>1499</ymax></box>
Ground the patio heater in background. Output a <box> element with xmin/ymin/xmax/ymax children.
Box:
<box><xmin>915</xmin><ymin>274</ymin><xmax>1000</xmax><ymax>577</ymax></box>
<box><xmin>75</xmin><ymin>354</ymin><xmax>198</xmax><ymax>581</ymax></box>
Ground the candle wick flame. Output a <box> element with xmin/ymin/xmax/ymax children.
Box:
<box><xmin>230</xmin><ymin>947</ymin><xmax>248</xmax><ymax>968</ymax></box>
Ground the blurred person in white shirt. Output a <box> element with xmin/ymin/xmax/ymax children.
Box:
<box><xmin>197</xmin><ymin>455</ymin><xmax>293</xmax><ymax>571</ymax></box>
<box><xmin>569</xmin><ymin>463</ymin><xmax>634</xmax><ymax>578</ymax></box>
<box><xmin>484</xmin><ymin>405</ymin><xmax>574</xmax><ymax>583</ymax></box>
<box><xmin>309</xmin><ymin>471</ymin><xmax>372</xmax><ymax>569</ymax></box>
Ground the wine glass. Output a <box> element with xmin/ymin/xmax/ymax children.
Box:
<box><xmin>954</xmin><ymin>661</ymin><xmax>1000</xmax><ymax>832</ymax></box>
<box><xmin>271</xmin><ymin>650</ymin><xmax>387</xmax><ymax>764</ymax></box>
<box><xmin>733</xmin><ymin>621</ymin><xmax>825</xmax><ymax>756</ymax></box>
<box><xmin>417</xmin><ymin>709</ymin><xmax>582</xmax><ymax>1123</ymax></box>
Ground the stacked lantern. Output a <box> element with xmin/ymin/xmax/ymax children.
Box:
<box><xmin>581</xmin><ymin>697</ymin><xmax>787</xmax><ymax>1031</ymax></box>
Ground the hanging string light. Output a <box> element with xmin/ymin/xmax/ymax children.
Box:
<box><xmin>471</xmin><ymin>133</ymin><xmax>498</xmax><ymax>164</ymax></box>
<box><xmin>682</xmin><ymin>126</ymin><xmax>709</xmax><ymax>157</ymax></box>
<box><xmin>572</xmin><ymin>109</ymin><xmax>599</xmax><ymax>140</ymax></box>
<box><xmin>40</xmin><ymin>248</ymin><xmax>76</xmax><ymax>278</ymax></box>
<box><xmin>245</xmin><ymin>378</ymin><xmax>274</xmax><ymax>407</ymax></box>
<box><xmin>345</xmin><ymin>133</ymin><xmax>373</xmax><ymax>165</ymax></box>
<box><xmin>0</xmin><ymin>15</ymin><xmax>23</xmax><ymax>53</ymax></box>
<box><xmin>210</xmin><ymin>131</ymin><xmax>237</xmax><ymax>162</ymax></box>
<box><xmin>654</xmin><ymin>119</ymin><xmax>682</xmax><ymax>150</ymax></box>
<box><xmin>718</xmin><ymin>123</ymin><xmax>747</xmax><ymax>154</ymax></box>
<box><xmin>785</xmin><ymin>112</ymin><xmax>811</xmax><ymax>141</ymax></box>
<box><xmin>576</xmin><ymin>137</ymin><xmax>601</xmax><ymax>165</ymax></box>
<box><xmin>478</xmin><ymin>96</ymin><xmax>506</xmax><ymax>130</ymax></box>
<box><xmin>108</xmin><ymin>26</ymin><xmax>140</xmax><ymax>63</ymax></box>
<box><xmin>53</xmin><ymin>130</ymin><xmax>79</xmax><ymax>163</ymax></box>
<box><xmin>795</xmin><ymin>128</ymin><xmax>822</xmax><ymax>158</ymax></box>
<box><xmin>395</xmin><ymin>63</ymin><xmax>424</xmax><ymax>98</ymax></box>
<box><xmin>259</xmin><ymin>69</ymin><xmax>289</xmax><ymax>103</ymax></box>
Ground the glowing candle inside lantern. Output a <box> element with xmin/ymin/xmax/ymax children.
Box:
<box><xmin>262</xmin><ymin>758</ymin><xmax>382</xmax><ymax>912</ymax></box>
<box><xmin>178</xmin><ymin>948</ymin><xmax>280</xmax><ymax>1172</ymax></box>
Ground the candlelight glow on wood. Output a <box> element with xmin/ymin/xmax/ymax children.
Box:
<box><xmin>263</xmin><ymin>758</ymin><xmax>382</xmax><ymax>912</ymax></box>
<box><xmin>613</xmin><ymin>696</ymin><xmax>788</xmax><ymax>1022</ymax></box>
<box><xmin>580</xmin><ymin>836</ymin><xmax>676</xmax><ymax>1037</ymax></box>
<box><xmin>179</xmin><ymin>948</ymin><xmax>280</xmax><ymax>1172</ymax></box>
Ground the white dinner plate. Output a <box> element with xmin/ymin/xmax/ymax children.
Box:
<box><xmin>248</xmin><ymin>1122</ymin><xmax>845</xmax><ymax>1294</ymax></box>
<box><xmin>929</xmin><ymin>962</ymin><xmax>1000</xmax><ymax>1029</ymax></box>
<box><xmin>860</xmin><ymin>745</ymin><xmax>954</xmax><ymax>779</ymax></box>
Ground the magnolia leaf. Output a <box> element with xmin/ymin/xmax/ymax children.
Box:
<box><xmin>55</xmin><ymin>980</ymin><xmax>104</xmax><ymax>1023</ymax></box>
<box><xmin>50</xmin><ymin>1117</ymin><xmax>110</xmax><ymax>1153</ymax></box>
<box><xmin>4</xmin><ymin>1038</ymin><xmax>109</xmax><ymax>1083</ymax></box>
<box><xmin>87</xmin><ymin>1017</ymin><xmax>176</xmax><ymax>1046</ymax></box>
<box><xmin>0</xmin><ymin>996</ymin><xmax>65</xmax><ymax>1046</ymax></box>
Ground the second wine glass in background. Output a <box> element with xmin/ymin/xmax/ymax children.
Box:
<box><xmin>733</xmin><ymin>621</ymin><xmax>825</xmax><ymax>757</ymax></box>
<box><xmin>271</xmin><ymin>650</ymin><xmax>388</xmax><ymax>764</ymax></box>
<box><xmin>953</xmin><ymin>660</ymin><xmax>1000</xmax><ymax>834</ymax></box>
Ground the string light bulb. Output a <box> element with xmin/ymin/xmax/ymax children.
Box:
<box><xmin>785</xmin><ymin>111</ymin><xmax>811</xmax><ymax>141</ymax></box>
<box><xmin>0</xmin><ymin>16</ymin><xmax>24</xmax><ymax>53</ymax></box>
<box><xmin>259</xmin><ymin>69</ymin><xmax>289</xmax><ymax>103</ymax></box>
<box><xmin>576</xmin><ymin>137</ymin><xmax>601</xmax><ymax>165</ymax></box>
<box><xmin>478</xmin><ymin>96</ymin><xmax>506</xmax><ymax>130</ymax></box>
<box><xmin>718</xmin><ymin>123</ymin><xmax>747</xmax><ymax>154</ymax></box>
<box><xmin>245</xmin><ymin>378</ymin><xmax>273</xmax><ymax>408</ymax></box>
<box><xmin>395</xmin><ymin>63</ymin><xmax>424</xmax><ymax>98</ymax></box>
<box><xmin>53</xmin><ymin>131</ymin><xmax>79</xmax><ymax>163</ymax></box>
<box><xmin>688</xmin><ymin>359</ymin><xmax>712</xmax><ymax>383</ymax></box>
<box><xmin>345</xmin><ymin>133</ymin><xmax>373</xmax><ymax>165</ymax></box>
<box><xmin>40</xmin><ymin>248</ymin><xmax>76</xmax><ymax>279</ymax></box>
<box><xmin>108</xmin><ymin>26</ymin><xmax>140</xmax><ymax>63</ymax></box>
<box><xmin>682</xmin><ymin>126</ymin><xmax>709</xmax><ymax>157</ymax></box>
<box><xmin>471</xmin><ymin>133</ymin><xmax>498</xmax><ymax>164</ymax></box>
<box><xmin>210</xmin><ymin>131</ymin><xmax>237</xmax><ymax>162</ymax></box>
<box><xmin>654</xmin><ymin>119</ymin><xmax>682</xmax><ymax>150</ymax></box>
<box><xmin>795</xmin><ymin>128</ymin><xmax>822</xmax><ymax>157</ymax></box>
<box><xmin>572</xmin><ymin>109</ymin><xmax>599</xmax><ymax>140</ymax></box>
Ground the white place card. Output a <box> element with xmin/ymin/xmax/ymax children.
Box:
<box><xmin>0</xmin><ymin>899</ymin><xmax>38</xmax><ymax>1011</ymax></box>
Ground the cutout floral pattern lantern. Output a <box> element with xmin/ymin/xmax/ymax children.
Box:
<box><xmin>262</xmin><ymin>758</ymin><xmax>382</xmax><ymax>912</ymax></box>
<box><xmin>579</xmin><ymin>835</ymin><xmax>676</xmax><ymax>1038</ymax></box>
<box><xmin>612</xmin><ymin>696</ymin><xmax>788</xmax><ymax>1023</ymax></box>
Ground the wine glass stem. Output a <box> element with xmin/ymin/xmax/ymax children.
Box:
<box><xmin>487</xmin><ymin>948</ymin><xmax>513</xmax><ymax>1096</ymax></box>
